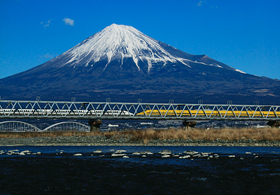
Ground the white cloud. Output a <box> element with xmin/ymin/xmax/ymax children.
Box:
<box><xmin>197</xmin><ymin>1</ymin><xmax>203</xmax><ymax>6</ymax></box>
<box><xmin>62</xmin><ymin>18</ymin><xmax>74</xmax><ymax>26</ymax></box>
<box><xmin>42</xmin><ymin>53</ymin><xmax>54</xmax><ymax>59</ymax></box>
<box><xmin>39</xmin><ymin>53</ymin><xmax>54</xmax><ymax>61</ymax></box>
<box><xmin>41</xmin><ymin>20</ymin><xmax>51</xmax><ymax>28</ymax></box>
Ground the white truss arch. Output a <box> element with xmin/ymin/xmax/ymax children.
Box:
<box><xmin>42</xmin><ymin>121</ymin><xmax>90</xmax><ymax>132</ymax></box>
<box><xmin>0</xmin><ymin>121</ymin><xmax>90</xmax><ymax>132</ymax></box>
<box><xmin>0</xmin><ymin>121</ymin><xmax>41</xmax><ymax>132</ymax></box>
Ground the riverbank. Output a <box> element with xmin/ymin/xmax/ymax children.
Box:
<box><xmin>1</xmin><ymin>128</ymin><xmax>280</xmax><ymax>147</ymax></box>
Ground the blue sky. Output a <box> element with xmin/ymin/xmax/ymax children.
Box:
<box><xmin>1</xmin><ymin>0</ymin><xmax>280</xmax><ymax>79</ymax></box>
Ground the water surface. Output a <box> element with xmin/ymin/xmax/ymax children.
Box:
<box><xmin>1</xmin><ymin>146</ymin><xmax>280</xmax><ymax>194</ymax></box>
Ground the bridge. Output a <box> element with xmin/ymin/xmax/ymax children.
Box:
<box><xmin>0</xmin><ymin>99</ymin><xmax>279</xmax><ymax>131</ymax></box>
<box><xmin>0</xmin><ymin>121</ymin><xmax>90</xmax><ymax>132</ymax></box>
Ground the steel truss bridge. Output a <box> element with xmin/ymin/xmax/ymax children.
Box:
<box><xmin>0</xmin><ymin>99</ymin><xmax>279</xmax><ymax>121</ymax></box>
<box><xmin>0</xmin><ymin>100</ymin><xmax>280</xmax><ymax>132</ymax></box>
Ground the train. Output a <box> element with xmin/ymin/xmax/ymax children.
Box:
<box><xmin>0</xmin><ymin>109</ymin><xmax>134</xmax><ymax>116</ymax></box>
<box><xmin>1</xmin><ymin>108</ymin><xmax>280</xmax><ymax>118</ymax></box>
<box><xmin>136</xmin><ymin>109</ymin><xmax>280</xmax><ymax>117</ymax></box>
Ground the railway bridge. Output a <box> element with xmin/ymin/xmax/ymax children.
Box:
<box><xmin>0</xmin><ymin>99</ymin><xmax>279</xmax><ymax>131</ymax></box>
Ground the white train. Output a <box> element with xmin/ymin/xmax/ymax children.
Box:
<box><xmin>0</xmin><ymin>109</ymin><xmax>134</xmax><ymax>116</ymax></box>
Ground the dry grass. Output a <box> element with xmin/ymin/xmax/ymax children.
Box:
<box><xmin>111</xmin><ymin>128</ymin><xmax>280</xmax><ymax>142</ymax></box>
<box><xmin>1</xmin><ymin>127</ymin><xmax>280</xmax><ymax>142</ymax></box>
<box><xmin>182</xmin><ymin>128</ymin><xmax>280</xmax><ymax>141</ymax></box>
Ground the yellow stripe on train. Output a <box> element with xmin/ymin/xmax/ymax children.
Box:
<box><xmin>136</xmin><ymin>110</ymin><xmax>280</xmax><ymax>117</ymax></box>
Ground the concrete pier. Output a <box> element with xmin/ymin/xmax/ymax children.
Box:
<box><xmin>267</xmin><ymin>121</ymin><xmax>280</xmax><ymax>127</ymax></box>
<box><xmin>88</xmin><ymin>119</ymin><xmax>102</xmax><ymax>132</ymax></box>
<box><xmin>182</xmin><ymin>120</ymin><xmax>197</xmax><ymax>129</ymax></box>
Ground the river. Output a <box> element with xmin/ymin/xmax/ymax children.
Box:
<box><xmin>1</xmin><ymin>146</ymin><xmax>280</xmax><ymax>194</ymax></box>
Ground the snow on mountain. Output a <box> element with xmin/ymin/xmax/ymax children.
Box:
<box><xmin>58</xmin><ymin>24</ymin><xmax>189</xmax><ymax>72</ymax></box>
<box><xmin>51</xmin><ymin>24</ymin><xmax>239</xmax><ymax>73</ymax></box>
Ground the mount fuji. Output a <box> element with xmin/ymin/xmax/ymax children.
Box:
<box><xmin>1</xmin><ymin>24</ymin><xmax>280</xmax><ymax>104</ymax></box>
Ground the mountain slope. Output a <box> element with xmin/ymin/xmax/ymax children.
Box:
<box><xmin>0</xmin><ymin>24</ymin><xmax>279</xmax><ymax>104</ymax></box>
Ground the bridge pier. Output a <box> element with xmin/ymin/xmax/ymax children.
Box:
<box><xmin>182</xmin><ymin>120</ymin><xmax>197</xmax><ymax>129</ymax></box>
<box><xmin>267</xmin><ymin>121</ymin><xmax>280</xmax><ymax>128</ymax></box>
<box><xmin>88</xmin><ymin>119</ymin><xmax>102</xmax><ymax>132</ymax></box>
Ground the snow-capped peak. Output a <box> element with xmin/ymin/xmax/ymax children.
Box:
<box><xmin>48</xmin><ymin>24</ymin><xmax>245</xmax><ymax>74</ymax></box>
<box><xmin>63</xmin><ymin>23</ymin><xmax>190</xmax><ymax>71</ymax></box>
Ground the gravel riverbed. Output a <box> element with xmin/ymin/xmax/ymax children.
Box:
<box><xmin>1</xmin><ymin>135</ymin><xmax>280</xmax><ymax>146</ymax></box>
